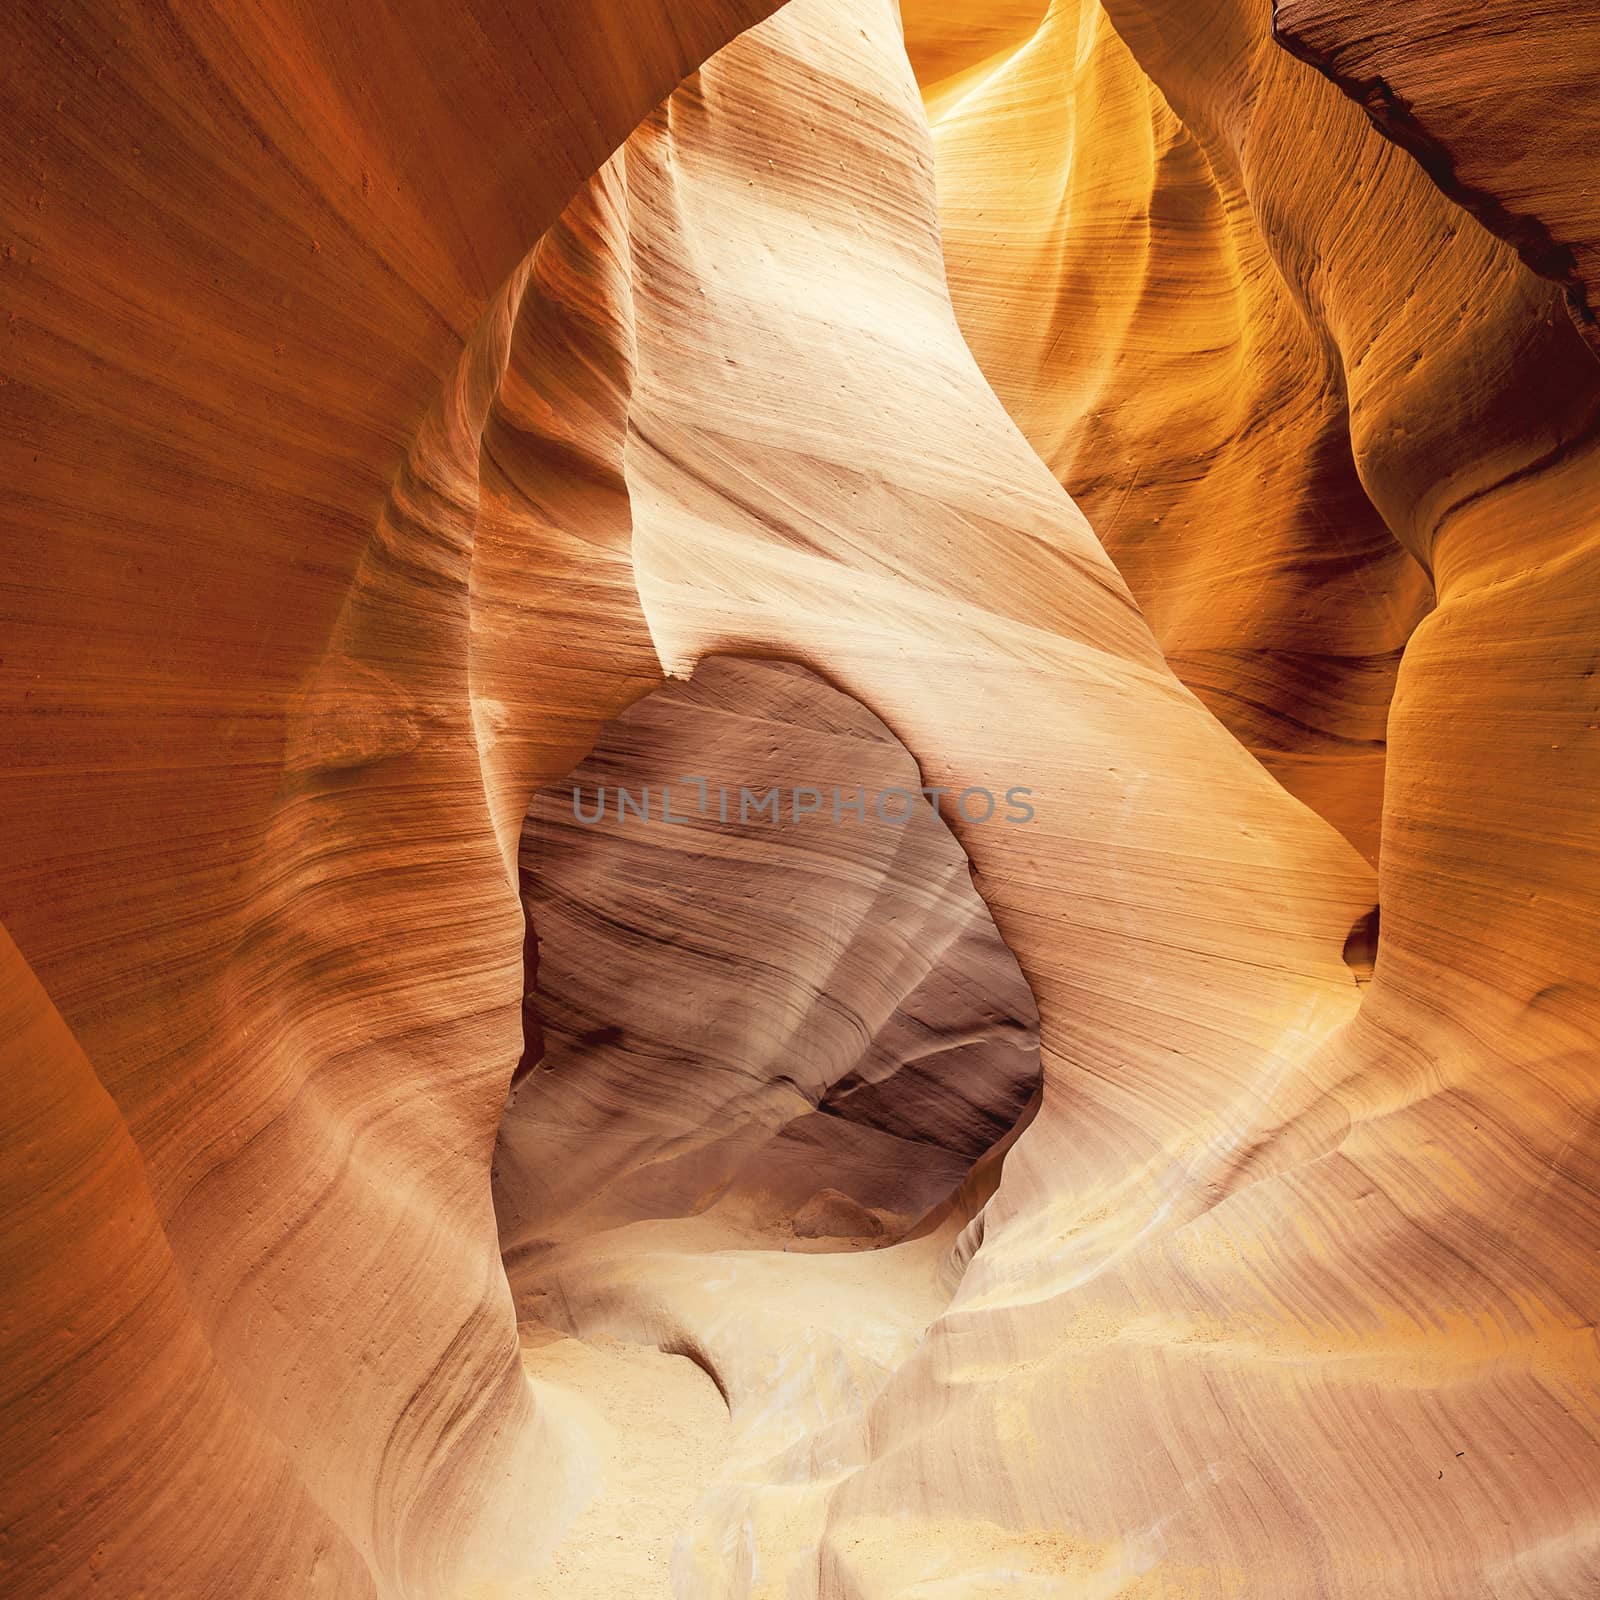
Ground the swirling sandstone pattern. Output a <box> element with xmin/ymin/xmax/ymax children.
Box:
<box><xmin>0</xmin><ymin>4</ymin><xmax>785</xmax><ymax>1595</ymax></box>
<box><xmin>904</xmin><ymin>0</ymin><xmax>1435</xmax><ymax>862</ymax></box>
<box><xmin>1274</xmin><ymin>0</ymin><xmax>1600</xmax><ymax>356</ymax></box>
<box><xmin>496</xmin><ymin>655</ymin><xmax>1041</xmax><ymax>1261</ymax></box>
<box><xmin>3</xmin><ymin>1</ymin><xmax>1598</xmax><ymax>1598</ymax></box>
<box><xmin>504</xmin><ymin>4</ymin><xmax>1372</xmax><ymax>1588</ymax></box>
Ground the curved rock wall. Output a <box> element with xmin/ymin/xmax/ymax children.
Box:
<box><xmin>1274</xmin><ymin>0</ymin><xmax>1600</xmax><ymax>355</ymax></box>
<box><xmin>906</xmin><ymin>0</ymin><xmax>1435</xmax><ymax>862</ymax></box>
<box><xmin>494</xmin><ymin>0</ymin><xmax>1598</xmax><ymax>1591</ymax></box>
<box><xmin>0</xmin><ymin>4</ymin><xmax>783</xmax><ymax>1595</ymax></box>
<box><xmin>3</xmin><ymin>0</ymin><xmax>1597</xmax><ymax>1596</ymax></box>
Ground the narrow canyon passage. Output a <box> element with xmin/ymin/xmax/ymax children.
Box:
<box><xmin>3</xmin><ymin>0</ymin><xmax>1598</xmax><ymax>1596</ymax></box>
<box><xmin>487</xmin><ymin>657</ymin><xmax>1044</xmax><ymax>1592</ymax></box>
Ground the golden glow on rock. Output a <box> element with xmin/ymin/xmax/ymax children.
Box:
<box><xmin>2</xmin><ymin>1</ymin><xmax>1596</xmax><ymax>1596</ymax></box>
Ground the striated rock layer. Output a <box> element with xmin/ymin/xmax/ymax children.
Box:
<box><xmin>2</xmin><ymin>0</ymin><xmax>1598</xmax><ymax>1597</ymax></box>
<box><xmin>905</xmin><ymin>0</ymin><xmax>1435</xmax><ymax>862</ymax></box>
<box><xmin>1274</xmin><ymin>0</ymin><xmax>1600</xmax><ymax>356</ymax></box>
<box><xmin>499</xmin><ymin>2</ymin><xmax>1374</xmax><ymax>1589</ymax></box>
<box><xmin>484</xmin><ymin>0</ymin><xmax>1598</xmax><ymax>1593</ymax></box>
<box><xmin>497</xmin><ymin>656</ymin><xmax>1041</xmax><ymax>1260</ymax></box>
<box><xmin>0</xmin><ymin>4</ymin><xmax>787</xmax><ymax>1596</ymax></box>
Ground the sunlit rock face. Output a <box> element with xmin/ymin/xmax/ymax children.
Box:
<box><xmin>496</xmin><ymin>656</ymin><xmax>1041</xmax><ymax>1263</ymax></box>
<box><xmin>4</xmin><ymin>0</ymin><xmax>1600</xmax><ymax>1598</ymax></box>
<box><xmin>904</xmin><ymin>0</ymin><xmax>1437</xmax><ymax>863</ymax></box>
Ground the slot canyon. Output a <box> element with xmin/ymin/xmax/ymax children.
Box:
<box><xmin>2</xmin><ymin>1</ymin><xmax>1597</xmax><ymax>1597</ymax></box>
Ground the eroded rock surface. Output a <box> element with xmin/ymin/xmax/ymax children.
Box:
<box><xmin>1275</xmin><ymin>0</ymin><xmax>1600</xmax><ymax>355</ymax></box>
<box><xmin>496</xmin><ymin>656</ymin><xmax>1041</xmax><ymax>1264</ymax></box>
<box><xmin>3</xmin><ymin>0</ymin><xmax>1598</xmax><ymax>1597</ymax></box>
<box><xmin>906</xmin><ymin>0</ymin><xmax>1436</xmax><ymax>862</ymax></box>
